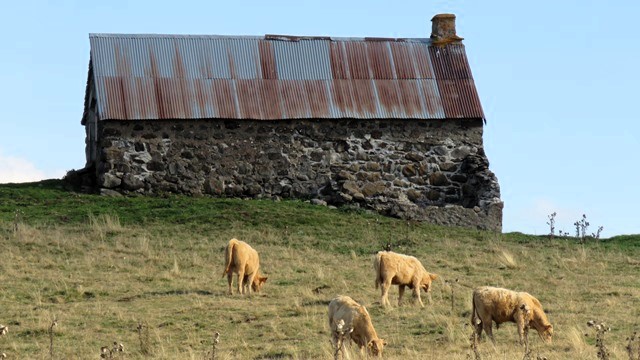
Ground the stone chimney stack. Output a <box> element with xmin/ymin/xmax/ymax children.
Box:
<box><xmin>430</xmin><ymin>14</ymin><xmax>464</xmax><ymax>46</ymax></box>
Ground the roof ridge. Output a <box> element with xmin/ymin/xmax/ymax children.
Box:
<box><xmin>88</xmin><ymin>33</ymin><xmax>432</xmax><ymax>43</ymax></box>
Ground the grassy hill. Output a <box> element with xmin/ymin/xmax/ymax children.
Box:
<box><xmin>0</xmin><ymin>180</ymin><xmax>638</xmax><ymax>359</ymax></box>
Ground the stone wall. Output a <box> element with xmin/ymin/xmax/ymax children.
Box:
<box><xmin>95</xmin><ymin>118</ymin><xmax>502</xmax><ymax>231</ymax></box>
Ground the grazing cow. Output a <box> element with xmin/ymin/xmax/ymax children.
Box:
<box><xmin>328</xmin><ymin>295</ymin><xmax>386</xmax><ymax>358</ymax></box>
<box><xmin>471</xmin><ymin>286</ymin><xmax>553</xmax><ymax>344</ymax></box>
<box><xmin>373</xmin><ymin>251</ymin><xmax>438</xmax><ymax>307</ymax></box>
<box><xmin>221</xmin><ymin>238</ymin><xmax>267</xmax><ymax>295</ymax></box>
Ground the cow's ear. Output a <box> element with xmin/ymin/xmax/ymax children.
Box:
<box><xmin>382</xmin><ymin>339</ymin><xmax>388</xmax><ymax>346</ymax></box>
<box><xmin>429</xmin><ymin>273</ymin><xmax>438</xmax><ymax>281</ymax></box>
<box><xmin>261</xmin><ymin>276</ymin><xmax>268</xmax><ymax>283</ymax></box>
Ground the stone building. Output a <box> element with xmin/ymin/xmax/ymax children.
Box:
<box><xmin>80</xmin><ymin>14</ymin><xmax>503</xmax><ymax>231</ymax></box>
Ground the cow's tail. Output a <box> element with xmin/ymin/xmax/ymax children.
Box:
<box><xmin>221</xmin><ymin>239</ymin><xmax>236</xmax><ymax>277</ymax></box>
<box><xmin>471</xmin><ymin>290</ymin><xmax>478</xmax><ymax>328</ymax></box>
<box><xmin>373</xmin><ymin>251</ymin><xmax>382</xmax><ymax>289</ymax></box>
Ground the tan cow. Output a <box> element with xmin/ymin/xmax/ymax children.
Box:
<box><xmin>471</xmin><ymin>286</ymin><xmax>553</xmax><ymax>344</ymax></box>
<box><xmin>221</xmin><ymin>238</ymin><xmax>267</xmax><ymax>295</ymax></box>
<box><xmin>373</xmin><ymin>251</ymin><xmax>438</xmax><ymax>307</ymax></box>
<box><xmin>328</xmin><ymin>295</ymin><xmax>386</xmax><ymax>358</ymax></box>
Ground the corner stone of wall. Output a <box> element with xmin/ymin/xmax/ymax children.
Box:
<box><xmin>94</xmin><ymin>118</ymin><xmax>503</xmax><ymax>231</ymax></box>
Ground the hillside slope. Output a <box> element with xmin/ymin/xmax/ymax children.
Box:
<box><xmin>0</xmin><ymin>180</ymin><xmax>638</xmax><ymax>359</ymax></box>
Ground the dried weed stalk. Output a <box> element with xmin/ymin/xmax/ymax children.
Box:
<box><xmin>137</xmin><ymin>321</ymin><xmax>151</xmax><ymax>355</ymax></box>
<box><xmin>48</xmin><ymin>319</ymin><xmax>58</xmax><ymax>360</ymax></box>
<box><xmin>444</xmin><ymin>278</ymin><xmax>459</xmax><ymax>314</ymax></box>
<box><xmin>587</xmin><ymin>320</ymin><xmax>611</xmax><ymax>360</ymax></box>
<box><xmin>333</xmin><ymin>319</ymin><xmax>353</xmax><ymax>360</ymax></box>
<box><xmin>0</xmin><ymin>324</ymin><xmax>7</xmax><ymax>359</ymax></box>
<box><xmin>467</xmin><ymin>326</ymin><xmax>481</xmax><ymax>360</ymax></box>
<box><xmin>546</xmin><ymin>212</ymin><xmax>556</xmax><ymax>239</ymax></box>
<box><xmin>627</xmin><ymin>331</ymin><xmax>640</xmax><ymax>360</ymax></box>
<box><xmin>13</xmin><ymin>209</ymin><xmax>23</xmax><ymax>233</ymax></box>
<box><xmin>205</xmin><ymin>332</ymin><xmax>220</xmax><ymax>360</ymax></box>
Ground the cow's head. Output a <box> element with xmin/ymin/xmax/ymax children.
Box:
<box><xmin>251</xmin><ymin>276</ymin><xmax>268</xmax><ymax>292</ymax></box>
<box><xmin>367</xmin><ymin>338</ymin><xmax>386</xmax><ymax>357</ymax></box>
<box><xmin>421</xmin><ymin>273</ymin><xmax>438</xmax><ymax>293</ymax></box>
<box><xmin>539</xmin><ymin>324</ymin><xmax>553</xmax><ymax>343</ymax></box>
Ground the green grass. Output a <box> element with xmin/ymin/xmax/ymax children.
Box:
<box><xmin>0</xmin><ymin>180</ymin><xmax>639</xmax><ymax>359</ymax></box>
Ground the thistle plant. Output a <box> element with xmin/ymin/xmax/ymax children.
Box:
<box><xmin>546</xmin><ymin>212</ymin><xmax>556</xmax><ymax>239</ymax></box>
<box><xmin>574</xmin><ymin>214</ymin><xmax>590</xmax><ymax>243</ymax></box>
<box><xmin>627</xmin><ymin>331</ymin><xmax>640</xmax><ymax>360</ymax></box>
<box><xmin>0</xmin><ymin>325</ymin><xmax>7</xmax><ymax>359</ymax></box>
<box><xmin>592</xmin><ymin>226</ymin><xmax>604</xmax><ymax>240</ymax></box>
<box><xmin>205</xmin><ymin>332</ymin><xmax>220</xmax><ymax>360</ymax></box>
<box><xmin>137</xmin><ymin>321</ymin><xmax>151</xmax><ymax>355</ymax></box>
<box><xmin>468</xmin><ymin>326</ymin><xmax>481</xmax><ymax>360</ymax></box>
<box><xmin>100</xmin><ymin>342</ymin><xmax>124</xmax><ymax>359</ymax></box>
<box><xmin>333</xmin><ymin>319</ymin><xmax>353</xmax><ymax>360</ymax></box>
<box><xmin>587</xmin><ymin>320</ymin><xmax>610</xmax><ymax>360</ymax></box>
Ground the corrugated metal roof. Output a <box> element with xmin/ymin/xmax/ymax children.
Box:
<box><xmin>83</xmin><ymin>33</ymin><xmax>484</xmax><ymax>123</ymax></box>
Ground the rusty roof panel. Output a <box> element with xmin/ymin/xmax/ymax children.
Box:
<box><xmin>281</xmin><ymin>80</ymin><xmax>310</xmax><ymax>118</ymax></box>
<box><xmin>367</xmin><ymin>41</ymin><xmax>395</xmax><ymax>79</ymax></box>
<box><xmin>305</xmin><ymin>80</ymin><xmax>331</xmax><ymax>118</ymax></box>
<box><xmin>258</xmin><ymin>40</ymin><xmax>278</xmax><ymax>80</ymax></box>
<box><xmin>374</xmin><ymin>80</ymin><xmax>401</xmax><ymax>116</ymax></box>
<box><xmin>428</xmin><ymin>44</ymin><xmax>471</xmax><ymax>80</ymax></box>
<box><xmin>345</xmin><ymin>42</ymin><xmax>371</xmax><ymax>79</ymax></box>
<box><xmin>211</xmin><ymin>79</ymin><xmax>238</xmax><ymax>118</ymax></box>
<box><xmin>329</xmin><ymin>42</ymin><xmax>349</xmax><ymax>79</ymax></box>
<box><xmin>416</xmin><ymin>79</ymin><xmax>446</xmax><ymax>118</ymax></box>
<box><xmin>437</xmin><ymin>79</ymin><xmax>484</xmax><ymax>118</ymax></box>
<box><xmin>86</xmin><ymin>34</ymin><xmax>484</xmax><ymax>121</ymax></box>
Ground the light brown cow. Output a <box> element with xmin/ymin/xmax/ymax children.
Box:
<box><xmin>221</xmin><ymin>238</ymin><xmax>267</xmax><ymax>295</ymax></box>
<box><xmin>471</xmin><ymin>286</ymin><xmax>553</xmax><ymax>344</ymax></box>
<box><xmin>328</xmin><ymin>295</ymin><xmax>386</xmax><ymax>358</ymax></box>
<box><xmin>373</xmin><ymin>251</ymin><xmax>438</xmax><ymax>307</ymax></box>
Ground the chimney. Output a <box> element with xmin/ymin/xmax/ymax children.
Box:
<box><xmin>430</xmin><ymin>14</ymin><xmax>464</xmax><ymax>46</ymax></box>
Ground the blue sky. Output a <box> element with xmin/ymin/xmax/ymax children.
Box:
<box><xmin>1</xmin><ymin>1</ymin><xmax>638</xmax><ymax>236</ymax></box>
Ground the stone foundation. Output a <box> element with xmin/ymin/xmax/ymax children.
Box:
<box><xmin>94</xmin><ymin>118</ymin><xmax>502</xmax><ymax>231</ymax></box>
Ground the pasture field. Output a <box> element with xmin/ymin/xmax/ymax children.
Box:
<box><xmin>0</xmin><ymin>180</ymin><xmax>639</xmax><ymax>359</ymax></box>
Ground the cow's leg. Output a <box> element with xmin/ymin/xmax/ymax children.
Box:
<box><xmin>227</xmin><ymin>272</ymin><xmax>234</xmax><ymax>295</ymax></box>
<box><xmin>246</xmin><ymin>273</ymin><xmax>255</xmax><ymax>296</ymax></box>
<box><xmin>237</xmin><ymin>268</ymin><xmax>245</xmax><ymax>295</ymax></box>
<box><xmin>475</xmin><ymin>319</ymin><xmax>484</xmax><ymax>340</ymax></box>
<box><xmin>413</xmin><ymin>280</ymin><xmax>424</xmax><ymax>307</ymax></box>
<box><xmin>398</xmin><ymin>285</ymin><xmax>406</xmax><ymax>306</ymax></box>
<box><xmin>482</xmin><ymin>318</ymin><xmax>495</xmax><ymax>344</ymax></box>
<box><xmin>515</xmin><ymin>310</ymin><xmax>527</xmax><ymax>345</ymax></box>
<box><xmin>380</xmin><ymin>280</ymin><xmax>392</xmax><ymax>307</ymax></box>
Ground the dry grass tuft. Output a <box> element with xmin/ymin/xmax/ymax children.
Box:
<box><xmin>89</xmin><ymin>213</ymin><xmax>122</xmax><ymax>241</ymax></box>
<box><xmin>496</xmin><ymin>248</ymin><xmax>518</xmax><ymax>269</ymax></box>
<box><xmin>568</xmin><ymin>326</ymin><xmax>589</xmax><ymax>355</ymax></box>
